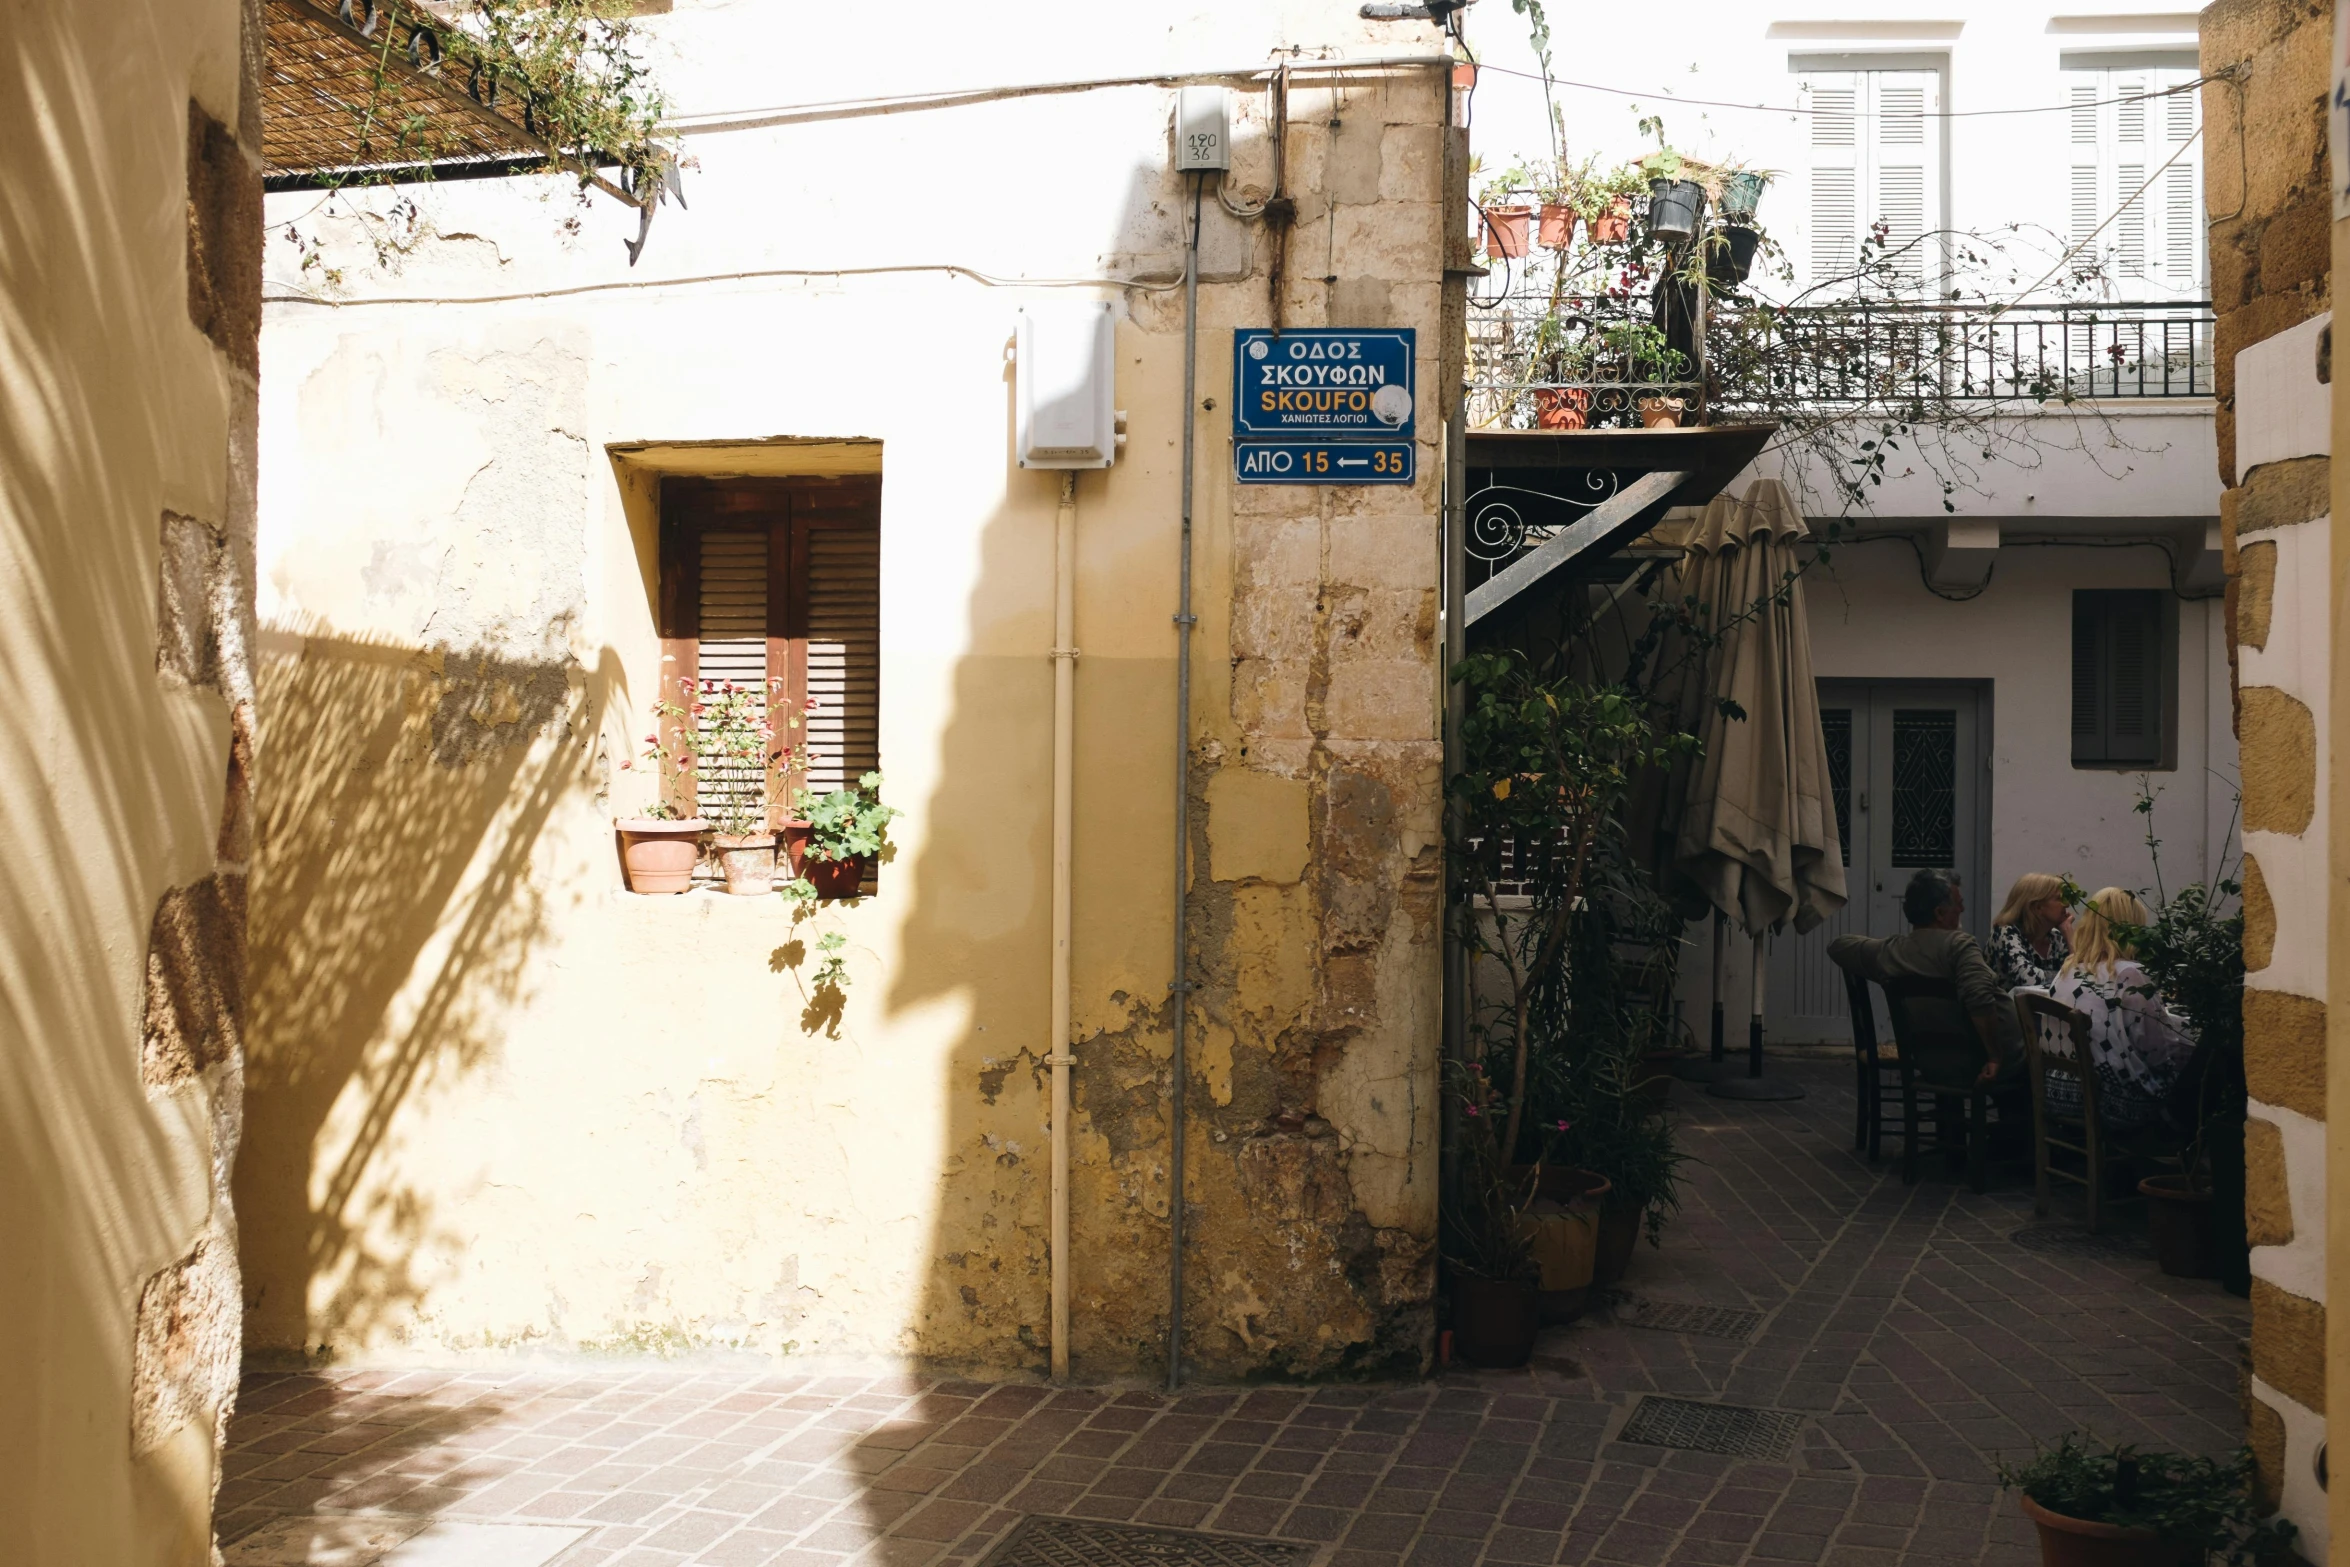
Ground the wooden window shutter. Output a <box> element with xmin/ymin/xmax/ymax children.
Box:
<box><xmin>655</xmin><ymin>499</ymin><xmax>700</xmax><ymax>818</ymax></box>
<box><xmin>786</xmin><ymin>479</ymin><xmax>882</xmax><ymax>800</ymax></box>
<box><xmin>2072</xmin><ymin>590</ymin><xmax>2165</xmax><ymax>767</ymax></box>
<box><xmin>1804</xmin><ymin>75</ymin><xmax>1859</xmax><ymax>285</ymax></box>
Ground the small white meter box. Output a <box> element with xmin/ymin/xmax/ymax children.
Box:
<box><xmin>1175</xmin><ymin>85</ymin><xmax>1230</xmax><ymax>172</ymax></box>
<box><xmin>1015</xmin><ymin>302</ymin><xmax>1118</xmax><ymax>469</ymax></box>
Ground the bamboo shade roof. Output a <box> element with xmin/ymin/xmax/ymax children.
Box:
<box><xmin>262</xmin><ymin>0</ymin><xmax>574</xmax><ymax>188</ymax></box>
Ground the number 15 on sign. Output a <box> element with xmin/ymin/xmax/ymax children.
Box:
<box><xmin>1234</xmin><ymin>440</ymin><xmax>1416</xmax><ymax>485</ymax></box>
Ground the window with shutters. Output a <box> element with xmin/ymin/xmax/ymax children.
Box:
<box><xmin>1795</xmin><ymin>68</ymin><xmax>1941</xmax><ymax>292</ymax></box>
<box><xmin>657</xmin><ymin>475</ymin><xmax>882</xmax><ymax>823</ymax></box>
<box><xmin>2061</xmin><ymin>63</ymin><xmax>2202</xmax><ymax>296</ymax></box>
<box><xmin>2071</xmin><ymin>589</ymin><xmax>2172</xmax><ymax>768</ymax></box>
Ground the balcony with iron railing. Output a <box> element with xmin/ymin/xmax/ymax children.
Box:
<box><xmin>1466</xmin><ymin>291</ymin><xmax>2216</xmax><ymax>431</ymax></box>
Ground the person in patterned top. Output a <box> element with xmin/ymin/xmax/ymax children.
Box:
<box><xmin>2040</xmin><ymin>887</ymin><xmax>2197</xmax><ymax>1133</ymax></box>
<box><xmin>1988</xmin><ymin>872</ymin><xmax>2071</xmax><ymax>992</ymax></box>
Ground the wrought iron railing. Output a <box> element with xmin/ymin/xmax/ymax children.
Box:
<box><xmin>1467</xmin><ymin>295</ymin><xmax>2216</xmax><ymax>429</ymax></box>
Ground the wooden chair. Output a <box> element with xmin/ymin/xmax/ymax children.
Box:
<box><xmin>1877</xmin><ymin>976</ymin><xmax>1995</xmax><ymax>1191</ymax></box>
<box><xmin>2014</xmin><ymin>990</ymin><xmax>2188</xmax><ymax>1233</ymax></box>
<box><xmin>1841</xmin><ymin>965</ymin><xmax>1905</xmax><ymax>1161</ymax></box>
<box><xmin>2013</xmin><ymin>990</ymin><xmax>2116</xmax><ymax>1231</ymax></box>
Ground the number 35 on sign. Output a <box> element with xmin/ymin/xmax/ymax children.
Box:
<box><xmin>1234</xmin><ymin>439</ymin><xmax>1416</xmax><ymax>485</ymax></box>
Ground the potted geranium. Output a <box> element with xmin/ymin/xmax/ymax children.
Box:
<box><xmin>1997</xmin><ymin>1436</ymin><xmax>2294</xmax><ymax>1566</ymax></box>
<box><xmin>794</xmin><ymin>771</ymin><xmax>898</xmax><ymax>899</ymax></box>
<box><xmin>616</xmin><ymin>684</ymin><xmax>710</xmax><ymax>895</ymax></box>
<box><xmin>628</xmin><ymin>677</ymin><xmax>805</xmax><ymax>896</ymax></box>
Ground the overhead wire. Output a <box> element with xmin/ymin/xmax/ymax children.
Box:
<box><xmin>1465</xmin><ymin>57</ymin><xmax>2211</xmax><ymax>120</ymax></box>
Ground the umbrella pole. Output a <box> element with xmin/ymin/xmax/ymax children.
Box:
<box><xmin>1677</xmin><ymin>910</ymin><xmax>1731</xmax><ymax>1082</ymax></box>
<box><xmin>1708</xmin><ymin>927</ymin><xmax>1806</xmax><ymax>1101</ymax></box>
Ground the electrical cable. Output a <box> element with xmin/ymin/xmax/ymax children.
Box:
<box><xmin>1467</xmin><ymin>57</ymin><xmax>2212</xmax><ymax>121</ymax></box>
<box><xmin>262</xmin><ymin>260</ymin><xmax>1187</xmax><ymax>308</ymax></box>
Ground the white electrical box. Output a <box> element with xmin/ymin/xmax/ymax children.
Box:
<box><xmin>1016</xmin><ymin>303</ymin><xmax>1118</xmax><ymax>469</ymax></box>
<box><xmin>1175</xmin><ymin>85</ymin><xmax>1230</xmax><ymax>172</ymax></box>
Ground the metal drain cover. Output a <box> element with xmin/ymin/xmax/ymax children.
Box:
<box><xmin>1629</xmin><ymin>1299</ymin><xmax>1763</xmax><ymax>1341</ymax></box>
<box><xmin>2009</xmin><ymin>1225</ymin><xmax>2149</xmax><ymax>1262</ymax></box>
<box><xmin>1618</xmin><ymin>1396</ymin><xmax>1803</xmax><ymax>1459</ymax></box>
<box><xmin>975</xmin><ymin>1517</ymin><xmax>1318</xmax><ymax>1567</ymax></box>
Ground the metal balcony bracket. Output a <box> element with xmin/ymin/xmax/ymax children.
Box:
<box><xmin>1464</xmin><ymin>468</ymin><xmax>1688</xmax><ymax>628</ymax></box>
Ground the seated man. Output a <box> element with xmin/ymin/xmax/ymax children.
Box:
<box><xmin>1829</xmin><ymin>868</ymin><xmax>2024</xmax><ymax>1084</ymax></box>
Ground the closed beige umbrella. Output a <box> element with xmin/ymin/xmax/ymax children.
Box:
<box><xmin>1667</xmin><ymin>479</ymin><xmax>1847</xmax><ymax>1097</ymax></box>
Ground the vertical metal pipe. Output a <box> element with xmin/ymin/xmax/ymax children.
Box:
<box><xmin>1709</xmin><ymin>909</ymin><xmax>1727</xmax><ymax>1063</ymax></box>
<box><xmin>1049</xmin><ymin>471</ymin><xmax>1078</xmax><ymax>1382</ymax></box>
<box><xmin>1168</xmin><ymin>172</ymin><xmax>1202</xmax><ymax>1395</ymax></box>
<box><xmin>1749</xmin><ymin>930</ymin><xmax>1767</xmax><ymax>1078</ymax></box>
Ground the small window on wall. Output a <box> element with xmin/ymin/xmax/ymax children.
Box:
<box><xmin>658</xmin><ymin>476</ymin><xmax>881</xmax><ymax>819</ymax></box>
<box><xmin>2071</xmin><ymin>589</ymin><xmax>2171</xmax><ymax>768</ymax></box>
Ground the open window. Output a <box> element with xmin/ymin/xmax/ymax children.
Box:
<box><xmin>656</xmin><ymin>475</ymin><xmax>881</xmax><ymax>820</ymax></box>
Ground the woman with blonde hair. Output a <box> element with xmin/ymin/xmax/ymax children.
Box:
<box><xmin>1989</xmin><ymin>872</ymin><xmax>2071</xmax><ymax>990</ymax></box>
<box><xmin>2044</xmin><ymin>887</ymin><xmax>2197</xmax><ymax>1132</ymax></box>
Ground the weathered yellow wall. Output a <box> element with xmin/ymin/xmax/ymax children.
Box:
<box><xmin>2204</xmin><ymin>0</ymin><xmax>2334</xmax><ymax>1550</ymax></box>
<box><xmin>244</xmin><ymin>29</ymin><xmax>1453</xmax><ymax>1380</ymax></box>
<box><xmin>0</xmin><ymin>0</ymin><xmax>258</xmax><ymax>1561</ymax></box>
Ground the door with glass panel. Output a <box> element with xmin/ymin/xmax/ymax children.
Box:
<box><xmin>1767</xmin><ymin>682</ymin><xmax>1989</xmax><ymax>1042</ymax></box>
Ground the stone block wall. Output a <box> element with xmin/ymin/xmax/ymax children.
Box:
<box><xmin>2202</xmin><ymin>0</ymin><xmax>2332</xmax><ymax>1549</ymax></box>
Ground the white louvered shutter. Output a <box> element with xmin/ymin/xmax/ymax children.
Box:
<box><xmin>1800</xmin><ymin>69</ymin><xmax>1940</xmax><ymax>293</ymax></box>
<box><xmin>696</xmin><ymin>530</ymin><xmax>770</xmax><ymax>822</ymax></box>
<box><xmin>1805</xmin><ymin>74</ymin><xmax>1860</xmax><ymax>284</ymax></box>
<box><xmin>800</xmin><ymin>526</ymin><xmax>881</xmax><ymax>798</ymax></box>
<box><xmin>2063</xmin><ymin>65</ymin><xmax>2202</xmax><ymax>296</ymax></box>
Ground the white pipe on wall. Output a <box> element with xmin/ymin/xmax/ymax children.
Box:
<box><xmin>1048</xmin><ymin>470</ymin><xmax>1079</xmax><ymax>1382</ymax></box>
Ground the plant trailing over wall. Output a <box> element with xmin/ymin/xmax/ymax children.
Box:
<box><xmin>794</xmin><ymin>772</ymin><xmax>900</xmax><ymax>865</ymax></box>
<box><xmin>1996</xmin><ymin>1436</ymin><xmax>2296</xmax><ymax>1564</ymax></box>
<box><xmin>277</xmin><ymin>0</ymin><xmax>684</xmax><ymax>279</ymax></box>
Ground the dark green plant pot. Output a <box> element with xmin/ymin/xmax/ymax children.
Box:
<box><xmin>1646</xmin><ymin>178</ymin><xmax>1705</xmax><ymax>242</ymax></box>
<box><xmin>1451</xmin><ymin>1276</ymin><xmax>1539</xmax><ymax>1367</ymax></box>
<box><xmin>1593</xmin><ymin>1202</ymin><xmax>1642</xmax><ymax>1288</ymax></box>
<box><xmin>2139</xmin><ymin>1175</ymin><xmax>2215</xmax><ymax>1279</ymax></box>
<box><xmin>1717</xmin><ymin>171</ymin><xmax>1767</xmax><ymax>223</ymax></box>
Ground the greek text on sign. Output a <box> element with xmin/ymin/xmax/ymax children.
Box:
<box><xmin>1234</xmin><ymin>439</ymin><xmax>1415</xmax><ymax>486</ymax></box>
<box><xmin>1233</xmin><ymin>329</ymin><xmax>1416</xmax><ymax>441</ymax></box>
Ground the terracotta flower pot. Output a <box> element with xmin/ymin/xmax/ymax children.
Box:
<box><xmin>2139</xmin><ymin>1175</ymin><xmax>2216</xmax><ymax>1279</ymax></box>
<box><xmin>713</xmin><ymin>833</ymin><xmax>776</xmax><ymax>896</ymax></box>
<box><xmin>1593</xmin><ymin>1201</ymin><xmax>1643</xmax><ymax>1288</ymax></box>
<box><xmin>1450</xmin><ymin>1275</ymin><xmax>1539</xmax><ymax>1368</ymax></box>
<box><xmin>1483</xmin><ymin>205</ymin><xmax>1532</xmax><ymax>259</ymax></box>
<box><xmin>1638</xmin><ymin>396</ymin><xmax>1686</xmax><ymax>429</ymax></box>
<box><xmin>779</xmin><ymin>819</ymin><xmax>814</xmax><ymax>877</ymax></box>
<box><xmin>1587</xmin><ymin>197</ymin><xmax>1633</xmax><ymax>244</ymax></box>
<box><xmin>2018</xmin><ymin>1493</ymin><xmax>2198</xmax><ymax>1567</ymax></box>
<box><xmin>1537</xmin><ymin>202</ymin><xmax>1577</xmax><ymax>249</ymax></box>
<box><xmin>1534</xmin><ymin>386</ymin><xmax>1590</xmax><ymax>431</ymax></box>
<box><xmin>616</xmin><ymin>818</ymin><xmax>707</xmax><ymax>895</ymax></box>
<box><xmin>806</xmin><ymin>854</ymin><xmax>869</xmax><ymax>900</ymax></box>
<box><xmin>1517</xmin><ymin>1169</ymin><xmax>1611</xmax><ymax>1324</ymax></box>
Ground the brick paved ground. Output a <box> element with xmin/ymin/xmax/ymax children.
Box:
<box><xmin>221</xmin><ymin>1058</ymin><xmax>2250</xmax><ymax>1566</ymax></box>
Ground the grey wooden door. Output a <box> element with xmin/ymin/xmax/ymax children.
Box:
<box><xmin>1767</xmin><ymin>681</ymin><xmax>1989</xmax><ymax>1042</ymax></box>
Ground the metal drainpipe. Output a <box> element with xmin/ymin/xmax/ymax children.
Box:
<box><xmin>1167</xmin><ymin>171</ymin><xmax>1202</xmax><ymax>1395</ymax></box>
<box><xmin>1048</xmin><ymin>470</ymin><xmax>1079</xmax><ymax>1382</ymax></box>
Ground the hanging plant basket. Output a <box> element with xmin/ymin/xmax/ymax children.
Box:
<box><xmin>1717</xmin><ymin>170</ymin><xmax>1768</xmax><ymax>223</ymax></box>
<box><xmin>1587</xmin><ymin>196</ymin><xmax>1633</xmax><ymax>244</ymax></box>
<box><xmin>1706</xmin><ymin>224</ymin><xmax>1762</xmax><ymax>285</ymax></box>
<box><xmin>1483</xmin><ymin>205</ymin><xmax>1532</xmax><ymax>259</ymax></box>
<box><xmin>1536</xmin><ymin>202</ymin><xmax>1577</xmax><ymax>249</ymax></box>
<box><xmin>1646</xmin><ymin>179</ymin><xmax>1705</xmax><ymax>242</ymax></box>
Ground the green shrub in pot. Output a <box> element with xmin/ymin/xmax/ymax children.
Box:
<box><xmin>1996</xmin><ymin>1435</ymin><xmax>2294</xmax><ymax>1565</ymax></box>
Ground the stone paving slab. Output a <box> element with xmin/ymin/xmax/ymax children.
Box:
<box><xmin>221</xmin><ymin>1059</ymin><xmax>2250</xmax><ymax>1566</ymax></box>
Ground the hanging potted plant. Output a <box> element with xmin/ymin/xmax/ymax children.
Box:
<box><xmin>1482</xmin><ymin>202</ymin><xmax>1532</xmax><ymax>259</ymax></box>
<box><xmin>1996</xmin><ymin>1436</ymin><xmax>2294</xmax><ymax>1567</ymax></box>
<box><xmin>1703</xmin><ymin>223</ymin><xmax>1764</xmax><ymax>287</ymax></box>
<box><xmin>1716</xmin><ymin>167</ymin><xmax>1770</xmax><ymax>224</ymax></box>
<box><xmin>1636</xmin><ymin>125</ymin><xmax>1706</xmax><ymax>242</ymax></box>
<box><xmin>1576</xmin><ymin>164</ymin><xmax>1644</xmax><ymax>245</ymax></box>
<box><xmin>794</xmin><ymin>771</ymin><xmax>899</xmax><ymax>899</ymax></box>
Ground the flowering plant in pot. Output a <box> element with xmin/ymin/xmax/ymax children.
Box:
<box><xmin>641</xmin><ymin>677</ymin><xmax>805</xmax><ymax>895</ymax></box>
<box><xmin>615</xmin><ymin>685</ymin><xmax>711</xmax><ymax>895</ymax></box>
<box><xmin>1442</xmin><ymin>1060</ymin><xmax>1543</xmax><ymax>1367</ymax></box>
<box><xmin>1995</xmin><ymin>1436</ymin><xmax>2294</xmax><ymax>1566</ymax></box>
<box><xmin>792</xmin><ymin>771</ymin><xmax>898</xmax><ymax>899</ymax></box>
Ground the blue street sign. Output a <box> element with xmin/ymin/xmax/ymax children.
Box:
<box><xmin>1232</xmin><ymin>328</ymin><xmax>1416</xmax><ymax>441</ymax></box>
<box><xmin>1233</xmin><ymin>439</ymin><xmax>1416</xmax><ymax>485</ymax></box>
